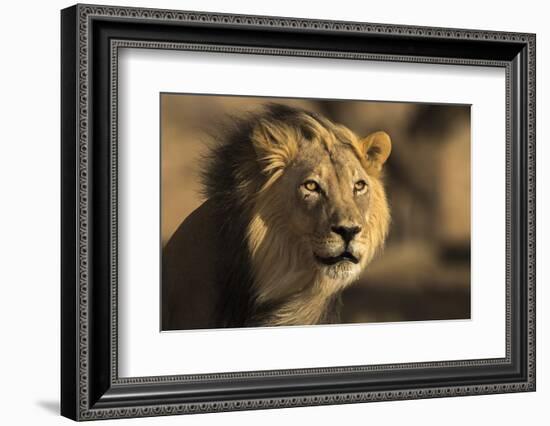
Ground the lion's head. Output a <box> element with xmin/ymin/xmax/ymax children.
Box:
<box><xmin>203</xmin><ymin>103</ymin><xmax>391</xmax><ymax>326</ymax></box>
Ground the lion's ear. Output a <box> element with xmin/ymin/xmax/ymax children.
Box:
<box><xmin>360</xmin><ymin>131</ymin><xmax>392</xmax><ymax>175</ymax></box>
<box><xmin>251</xmin><ymin>119</ymin><xmax>297</xmax><ymax>176</ymax></box>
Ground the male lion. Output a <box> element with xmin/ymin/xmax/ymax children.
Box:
<box><xmin>162</xmin><ymin>104</ymin><xmax>391</xmax><ymax>330</ymax></box>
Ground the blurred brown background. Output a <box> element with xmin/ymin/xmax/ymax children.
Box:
<box><xmin>161</xmin><ymin>94</ymin><xmax>471</xmax><ymax>323</ymax></box>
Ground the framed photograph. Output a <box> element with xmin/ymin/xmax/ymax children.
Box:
<box><xmin>61</xmin><ymin>4</ymin><xmax>536</xmax><ymax>421</ymax></box>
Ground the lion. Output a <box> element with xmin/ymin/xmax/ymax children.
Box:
<box><xmin>162</xmin><ymin>103</ymin><xmax>391</xmax><ymax>330</ymax></box>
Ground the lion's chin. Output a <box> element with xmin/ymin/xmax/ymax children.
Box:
<box><xmin>317</xmin><ymin>259</ymin><xmax>363</xmax><ymax>283</ymax></box>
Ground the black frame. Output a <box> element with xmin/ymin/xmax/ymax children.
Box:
<box><xmin>61</xmin><ymin>4</ymin><xmax>536</xmax><ymax>421</ymax></box>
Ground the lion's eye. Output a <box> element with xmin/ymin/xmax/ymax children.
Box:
<box><xmin>354</xmin><ymin>180</ymin><xmax>367</xmax><ymax>192</ymax></box>
<box><xmin>303</xmin><ymin>180</ymin><xmax>320</xmax><ymax>192</ymax></box>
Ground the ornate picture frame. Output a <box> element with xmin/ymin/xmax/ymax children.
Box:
<box><xmin>61</xmin><ymin>4</ymin><xmax>535</xmax><ymax>421</ymax></box>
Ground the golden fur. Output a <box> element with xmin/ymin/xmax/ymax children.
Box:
<box><xmin>163</xmin><ymin>104</ymin><xmax>392</xmax><ymax>330</ymax></box>
<box><xmin>244</xmin><ymin>107</ymin><xmax>392</xmax><ymax>326</ymax></box>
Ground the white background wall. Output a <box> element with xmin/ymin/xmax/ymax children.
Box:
<box><xmin>0</xmin><ymin>0</ymin><xmax>546</xmax><ymax>424</ymax></box>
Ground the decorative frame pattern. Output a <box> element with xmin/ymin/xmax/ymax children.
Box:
<box><xmin>61</xmin><ymin>3</ymin><xmax>536</xmax><ymax>421</ymax></box>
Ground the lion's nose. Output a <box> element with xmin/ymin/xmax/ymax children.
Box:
<box><xmin>331</xmin><ymin>225</ymin><xmax>361</xmax><ymax>244</ymax></box>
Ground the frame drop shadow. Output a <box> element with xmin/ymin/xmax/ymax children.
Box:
<box><xmin>36</xmin><ymin>400</ymin><xmax>59</xmax><ymax>416</ymax></box>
